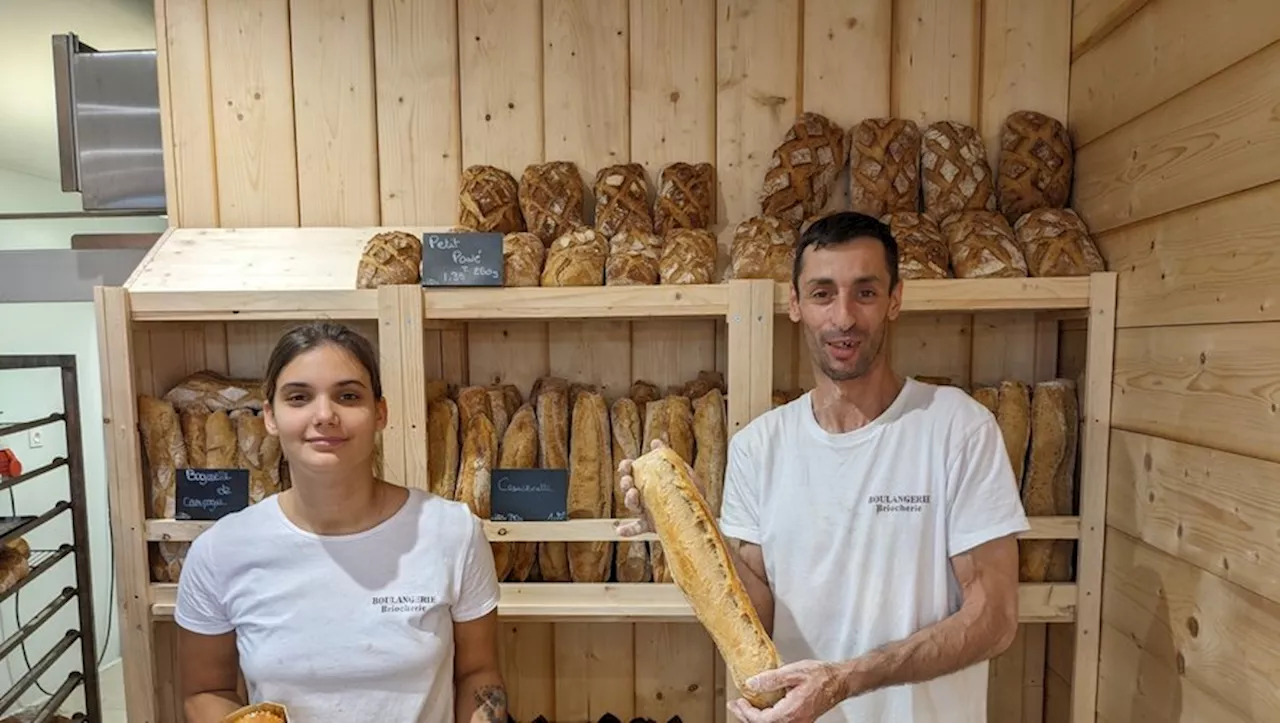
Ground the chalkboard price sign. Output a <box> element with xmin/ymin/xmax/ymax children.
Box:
<box><xmin>489</xmin><ymin>468</ymin><xmax>568</xmax><ymax>522</ymax></box>
<box><xmin>175</xmin><ymin>468</ymin><xmax>250</xmax><ymax>521</ymax></box>
<box><xmin>421</xmin><ymin>231</ymin><xmax>504</xmax><ymax>287</ymax></box>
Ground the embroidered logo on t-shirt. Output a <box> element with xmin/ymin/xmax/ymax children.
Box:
<box><xmin>372</xmin><ymin>594</ymin><xmax>438</xmax><ymax>613</ymax></box>
<box><xmin>867</xmin><ymin>494</ymin><xmax>932</xmax><ymax>514</ymax></box>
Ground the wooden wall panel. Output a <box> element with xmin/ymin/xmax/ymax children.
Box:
<box><xmin>149</xmin><ymin>1</ymin><xmax>1078</xmax><ymax>721</ymax></box>
<box><xmin>1071</xmin><ymin>4</ymin><xmax>1280</xmax><ymax>721</ymax></box>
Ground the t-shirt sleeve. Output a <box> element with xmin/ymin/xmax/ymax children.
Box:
<box><xmin>174</xmin><ymin>530</ymin><xmax>233</xmax><ymax>636</ymax></box>
<box><xmin>717</xmin><ymin>432</ymin><xmax>762</xmax><ymax>545</ymax></box>
<box><xmin>946</xmin><ymin>415</ymin><xmax>1031</xmax><ymax>557</ymax></box>
<box><xmin>453</xmin><ymin>511</ymin><xmax>501</xmax><ymax>623</ymax></box>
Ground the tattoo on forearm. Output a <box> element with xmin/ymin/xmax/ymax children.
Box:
<box><xmin>473</xmin><ymin>684</ymin><xmax>508</xmax><ymax>722</ymax></box>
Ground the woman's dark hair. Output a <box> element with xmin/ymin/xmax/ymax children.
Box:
<box><xmin>263</xmin><ymin>321</ymin><xmax>382</xmax><ymax>402</ymax></box>
<box><xmin>792</xmin><ymin>211</ymin><xmax>900</xmax><ymax>292</ymax></box>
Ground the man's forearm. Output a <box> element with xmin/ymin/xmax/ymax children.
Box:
<box><xmin>183</xmin><ymin>691</ymin><xmax>244</xmax><ymax>723</ymax></box>
<box><xmin>726</xmin><ymin>540</ymin><xmax>775</xmax><ymax>634</ymax></box>
<box><xmin>839</xmin><ymin>596</ymin><xmax>1016</xmax><ymax>697</ymax></box>
<box><xmin>456</xmin><ymin>671</ymin><xmax>507</xmax><ymax>723</ymax></box>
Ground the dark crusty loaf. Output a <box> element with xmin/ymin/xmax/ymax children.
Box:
<box><xmin>849</xmin><ymin>118</ymin><xmax>921</xmax><ymax>217</ymax></box>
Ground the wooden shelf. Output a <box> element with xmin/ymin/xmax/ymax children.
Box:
<box><xmin>772</xmin><ymin>277</ymin><xmax>1094</xmax><ymax>313</ymax></box>
<box><xmin>149</xmin><ymin>581</ymin><xmax>1077</xmax><ymax>623</ymax></box>
<box><xmin>421</xmin><ymin>284</ymin><xmax>729</xmax><ymax>320</ymax></box>
<box><xmin>128</xmin><ymin>289</ymin><xmax>380</xmax><ymax>321</ymax></box>
<box><xmin>145</xmin><ymin>515</ymin><xmax>1080</xmax><ymax>543</ymax></box>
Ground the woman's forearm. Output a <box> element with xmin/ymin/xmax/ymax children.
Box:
<box><xmin>456</xmin><ymin>670</ymin><xmax>508</xmax><ymax>723</ymax></box>
<box><xmin>183</xmin><ymin>691</ymin><xmax>245</xmax><ymax>723</ymax></box>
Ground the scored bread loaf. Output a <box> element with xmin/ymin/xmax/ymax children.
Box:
<box><xmin>682</xmin><ymin>370</ymin><xmax>726</xmax><ymax>400</ymax></box>
<box><xmin>849</xmin><ymin>118</ymin><xmax>922</xmax><ymax>217</ymax></box>
<box><xmin>567</xmin><ymin>390</ymin><xmax>614</xmax><ymax>583</ymax></box>
<box><xmin>179</xmin><ymin>406</ymin><xmax>209</xmax><ymax>468</ymax></box>
<box><xmin>605</xmin><ymin>229</ymin><xmax>663</xmax><ymax>285</ymax></box>
<box><xmin>729</xmin><ymin>216</ymin><xmax>797</xmax><ymax>282</ymax></box>
<box><xmin>164</xmin><ymin>371</ymin><xmax>265</xmax><ymax>413</ymax></box>
<box><xmin>356</xmin><ymin>230</ymin><xmax>422</xmax><ymax>288</ymax></box>
<box><xmin>881</xmin><ymin>212</ymin><xmax>950</xmax><ymax>279</ymax></box>
<box><xmin>659</xmin><ymin>228</ymin><xmax>717</xmax><ymax>285</ymax></box>
<box><xmin>427</xmin><ymin>398</ymin><xmax>460</xmax><ymax>500</ymax></box>
<box><xmin>1020</xmin><ymin>380</ymin><xmax>1078</xmax><ymax>582</ymax></box>
<box><xmin>760</xmin><ymin>112</ymin><xmax>849</xmax><ymax>225</ymax></box>
<box><xmin>643</xmin><ymin>396</ymin><xmax>695</xmax><ymax>583</ymax></box>
<box><xmin>519</xmin><ymin>161</ymin><xmax>588</xmax><ymax>245</ymax></box>
<box><xmin>941</xmin><ymin>211</ymin><xmax>1029</xmax><ymax>279</ymax></box>
<box><xmin>1048</xmin><ymin>381</ymin><xmax>1079</xmax><ymax>582</ymax></box>
<box><xmin>542</xmin><ymin>228</ymin><xmax>607</xmax><ymax>286</ymax></box>
<box><xmin>921</xmin><ymin>121</ymin><xmax>997</xmax><ymax>222</ymax></box>
<box><xmin>630</xmin><ymin>445</ymin><xmax>784</xmax><ymax>710</ymax></box>
<box><xmin>233</xmin><ymin>410</ymin><xmax>282</xmax><ymax>503</ymax></box>
<box><xmin>993</xmin><ymin>381</ymin><xmax>1031</xmax><ymax>484</ymax></box>
<box><xmin>535</xmin><ymin>377</ymin><xmax>572</xmax><ymax>582</ymax></box>
<box><xmin>997</xmin><ymin>111</ymin><xmax>1073</xmax><ymax>224</ymax></box>
<box><xmin>692</xmin><ymin>389</ymin><xmax>728</xmax><ymax>517</ymax></box>
<box><xmin>139</xmin><ymin>395</ymin><xmax>184</xmax><ymax>518</ymax></box>
<box><xmin>204</xmin><ymin>411</ymin><xmax>237</xmax><ymax>468</ymax></box>
<box><xmin>1013</xmin><ymin>208</ymin><xmax>1106</xmax><ymax>277</ymax></box>
<box><xmin>654</xmin><ymin>162</ymin><xmax>715</xmax><ymax>234</ymax></box>
<box><xmin>594</xmin><ymin>163</ymin><xmax>654</xmax><ymax>238</ymax></box>
<box><xmin>221</xmin><ymin>702</ymin><xmax>288</xmax><ymax>723</ymax></box>
<box><xmin>457</xmin><ymin>414</ymin><xmax>499</xmax><ymax>523</ymax></box>
<box><xmin>459</xmin><ymin>165</ymin><xmax>526</xmax><ymax>233</ymax></box>
<box><xmin>456</xmin><ymin>386</ymin><xmax>494</xmax><ymax>436</ymax></box>
<box><xmin>499</xmin><ymin>405</ymin><xmax>539</xmax><ymax>582</ymax></box>
<box><xmin>629</xmin><ymin>380</ymin><xmax>661</xmax><ymax>420</ymax></box>
<box><xmin>503</xmin><ymin>232</ymin><xmax>545</xmax><ymax>286</ymax></box>
<box><xmin>611</xmin><ymin>397</ymin><xmax>651</xmax><ymax>582</ymax></box>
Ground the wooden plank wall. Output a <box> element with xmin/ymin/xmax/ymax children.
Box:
<box><xmin>1070</xmin><ymin>2</ymin><xmax>1280</xmax><ymax>722</ymax></box>
<box><xmin>150</xmin><ymin>1</ymin><xmax>1075</xmax><ymax>721</ymax></box>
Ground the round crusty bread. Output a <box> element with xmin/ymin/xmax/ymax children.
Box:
<box><xmin>631</xmin><ymin>445</ymin><xmax>784</xmax><ymax>709</ymax></box>
<box><xmin>222</xmin><ymin>702</ymin><xmax>287</xmax><ymax>723</ymax></box>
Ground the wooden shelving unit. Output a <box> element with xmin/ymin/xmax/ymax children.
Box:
<box><xmin>95</xmin><ymin>226</ymin><xmax>1116</xmax><ymax>723</ymax></box>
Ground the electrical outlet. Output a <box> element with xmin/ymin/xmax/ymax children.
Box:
<box><xmin>28</xmin><ymin>430</ymin><xmax>43</xmax><ymax>448</ymax></box>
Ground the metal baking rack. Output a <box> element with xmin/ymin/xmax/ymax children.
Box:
<box><xmin>0</xmin><ymin>355</ymin><xmax>102</xmax><ymax>722</ymax></box>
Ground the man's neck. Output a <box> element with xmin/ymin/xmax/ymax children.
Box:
<box><xmin>280</xmin><ymin>467</ymin><xmax>400</xmax><ymax>535</ymax></box>
<box><xmin>809</xmin><ymin>364</ymin><xmax>905</xmax><ymax>434</ymax></box>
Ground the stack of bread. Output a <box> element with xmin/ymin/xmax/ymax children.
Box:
<box><xmin>970</xmin><ymin>379</ymin><xmax>1080</xmax><ymax>583</ymax></box>
<box><xmin>137</xmin><ymin>371</ymin><xmax>293</xmax><ymax>583</ymax></box>
<box><xmin>428</xmin><ymin>371</ymin><xmax>728</xmax><ymax>585</ymax></box>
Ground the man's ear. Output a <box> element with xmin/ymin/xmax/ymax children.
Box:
<box><xmin>787</xmin><ymin>285</ymin><xmax>802</xmax><ymax>323</ymax></box>
<box><xmin>887</xmin><ymin>278</ymin><xmax>904</xmax><ymax>322</ymax></box>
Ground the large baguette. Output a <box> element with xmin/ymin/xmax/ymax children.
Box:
<box><xmin>535</xmin><ymin>378</ymin><xmax>571</xmax><ymax>582</ymax></box>
<box><xmin>643</xmin><ymin>396</ymin><xmax>695</xmax><ymax>583</ymax></box>
<box><xmin>567</xmin><ymin>390</ymin><xmax>614</xmax><ymax>582</ymax></box>
<box><xmin>692</xmin><ymin>389</ymin><xmax>728</xmax><ymax>517</ymax></box>
<box><xmin>1020</xmin><ymin>380</ymin><xmax>1076</xmax><ymax>581</ymax></box>
<box><xmin>427</xmin><ymin>398</ymin><xmax>460</xmax><ymax>499</ymax></box>
<box><xmin>500</xmin><ymin>405</ymin><xmax>539</xmax><ymax>582</ymax></box>
<box><xmin>611</xmin><ymin>398</ymin><xmax>651</xmax><ymax>582</ymax></box>
<box><xmin>631</xmin><ymin>445</ymin><xmax>783</xmax><ymax>709</ymax></box>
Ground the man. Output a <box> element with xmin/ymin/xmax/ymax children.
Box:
<box><xmin>619</xmin><ymin>212</ymin><xmax>1029</xmax><ymax>722</ymax></box>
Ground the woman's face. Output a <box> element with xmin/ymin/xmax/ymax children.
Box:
<box><xmin>263</xmin><ymin>343</ymin><xmax>386</xmax><ymax>475</ymax></box>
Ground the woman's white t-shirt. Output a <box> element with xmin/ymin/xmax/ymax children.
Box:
<box><xmin>175</xmin><ymin>488</ymin><xmax>501</xmax><ymax>722</ymax></box>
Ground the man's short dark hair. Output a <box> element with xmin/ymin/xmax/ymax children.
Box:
<box><xmin>792</xmin><ymin>211</ymin><xmax>900</xmax><ymax>293</ymax></box>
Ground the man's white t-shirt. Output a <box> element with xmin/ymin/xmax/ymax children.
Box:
<box><xmin>175</xmin><ymin>488</ymin><xmax>500</xmax><ymax>722</ymax></box>
<box><xmin>718</xmin><ymin>378</ymin><xmax>1030</xmax><ymax>723</ymax></box>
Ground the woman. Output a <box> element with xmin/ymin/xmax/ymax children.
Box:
<box><xmin>175</xmin><ymin>321</ymin><xmax>507</xmax><ymax>723</ymax></box>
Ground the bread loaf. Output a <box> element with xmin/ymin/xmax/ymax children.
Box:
<box><xmin>179</xmin><ymin>406</ymin><xmax>209</xmax><ymax>468</ymax></box>
<box><xmin>682</xmin><ymin>370</ymin><xmax>726</xmax><ymax>401</ymax></box>
<box><xmin>760</xmin><ymin>112</ymin><xmax>849</xmax><ymax>225</ymax></box>
<box><xmin>457</xmin><ymin>414</ymin><xmax>499</xmax><ymax>522</ymax></box>
<box><xmin>459</xmin><ymin>165</ymin><xmax>525</xmax><ymax>233</ymax></box>
<box><xmin>427</xmin><ymin>398</ymin><xmax>459</xmax><ymax>499</ymax></box>
<box><xmin>1014</xmin><ymin>208</ymin><xmax>1106</xmax><ymax>277</ymax></box>
<box><xmin>542</xmin><ymin>228</ymin><xmax>607</xmax><ymax>286</ymax></box>
<box><xmin>629</xmin><ymin>380</ymin><xmax>661</xmax><ymax>421</ymax></box>
<box><xmin>729</xmin><ymin>216</ymin><xmax>797</xmax><ymax>282</ymax></box>
<box><xmin>659</xmin><ymin>228</ymin><xmax>717</xmax><ymax>285</ymax></box>
<box><xmin>643</xmin><ymin>396</ymin><xmax>695</xmax><ymax>583</ymax></box>
<box><xmin>425</xmin><ymin>378</ymin><xmax>449</xmax><ymax>403</ymax></box>
<box><xmin>139</xmin><ymin>395</ymin><xmax>185</xmax><ymax>518</ymax></box>
<box><xmin>221</xmin><ymin>702</ymin><xmax>288</xmax><ymax>723</ymax></box>
<box><xmin>0</xmin><ymin>546</ymin><xmax>30</xmax><ymax>594</ymax></box>
<box><xmin>486</xmin><ymin>388</ymin><xmax>513</xmax><ymax>442</ymax></box>
<box><xmin>997</xmin><ymin>111</ymin><xmax>1073</xmax><ymax>224</ymax></box>
<box><xmin>203</xmin><ymin>411</ymin><xmax>237</xmax><ymax>468</ymax></box>
<box><xmin>164</xmin><ymin>371</ymin><xmax>265</xmax><ymax>414</ymax></box>
<box><xmin>567</xmin><ymin>390</ymin><xmax>614</xmax><ymax>583</ymax></box>
<box><xmin>1020</xmin><ymin>380</ymin><xmax>1077</xmax><ymax>582</ymax></box>
<box><xmin>941</xmin><ymin>211</ymin><xmax>1029</xmax><ymax>279</ymax></box>
<box><xmin>1049</xmin><ymin>381</ymin><xmax>1079</xmax><ymax>582</ymax></box>
<box><xmin>654</xmin><ymin>162</ymin><xmax>715</xmax><ymax>234</ymax></box>
<box><xmin>519</xmin><ymin>161</ymin><xmax>587</xmax><ymax>245</ymax></box>
<box><xmin>610</xmin><ymin>398</ymin><xmax>651</xmax><ymax>582</ymax></box>
<box><xmin>630</xmin><ymin>445</ymin><xmax>784</xmax><ymax>709</ymax></box>
<box><xmin>772</xmin><ymin>388</ymin><xmax>803</xmax><ymax>408</ymax></box>
<box><xmin>849</xmin><ymin>118</ymin><xmax>922</xmax><ymax>217</ymax></box>
<box><xmin>233</xmin><ymin>410</ymin><xmax>282</xmax><ymax>504</ymax></box>
<box><xmin>970</xmin><ymin>386</ymin><xmax>998</xmax><ymax>415</ymax></box>
<box><xmin>993</xmin><ymin>381</ymin><xmax>1031</xmax><ymax>484</ymax></box>
<box><xmin>456</xmin><ymin>386</ymin><xmax>494</xmax><ymax>435</ymax></box>
<box><xmin>499</xmin><ymin>404</ymin><xmax>539</xmax><ymax>582</ymax></box>
<box><xmin>692</xmin><ymin>389</ymin><xmax>728</xmax><ymax>516</ymax></box>
<box><xmin>921</xmin><ymin>121</ymin><xmax>997</xmax><ymax>222</ymax></box>
<box><xmin>356</xmin><ymin>230</ymin><xmax>422</xmax><ymax>288</ymax></box>
<box><xmin>5</xmin><ymin>537</ymin><xmax>30</xmax><ymax>560</ymax></box>
<box><xmin>605</xmin><ymin>229</ymin><xmax>663</xmax><ymax>285</ymax></box>
<box><xmin>594</xmin><ymin>163</ymin><xmax>653</xmax><ymax>238</ymax></box>
<box><xmin>881</xmin><ymin>212</ymin><xmax>950</xmax><ymax>279</ymax></box>
<box><xmin>535</xmin><ymin>378</ymin><xmax>571</xmax><ymax>582</ymax></box>
<box><xmin>503</xmin><ymin>232</ymin><xmax>545</xmax><ymax>287</ymax></box>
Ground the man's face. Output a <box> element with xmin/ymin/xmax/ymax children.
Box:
<box><xmin>788</xmin><ymin>238</ymin><xmax>902</xmax><ymax>382</ymax></box>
